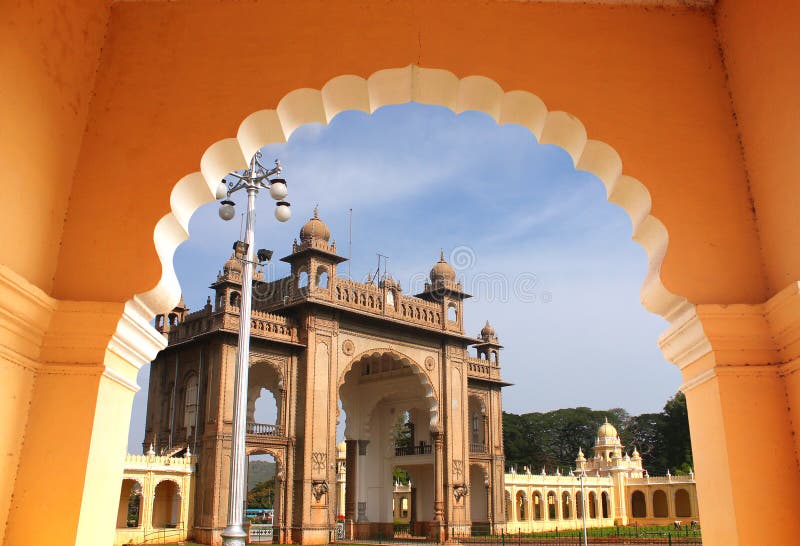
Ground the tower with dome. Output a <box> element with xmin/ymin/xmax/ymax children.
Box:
<box><xmin>136</xmin><ymin>208</ymin><xmax>509</xmax><ymax>545</ymax></box>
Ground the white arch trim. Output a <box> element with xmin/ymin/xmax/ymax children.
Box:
<box><xmin>112</xmin><ymin>65</ymin><xmax>693</xmax><ymax>371</ymax></box>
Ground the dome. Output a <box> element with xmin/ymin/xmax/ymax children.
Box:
<box><xmin>223</xmin><ymin>253</ymin><xmax>242</xmax><ymax>273</ymax></box>
<box><xmin>299</xmin><ymin>206</ymin><xmax>330</xmax><ymax>242</ymax></box>
<box><xmin>576</xmin><ymin>447</ymin><xmax>586</xmax><ymax>462</ymax></box>
<box><xmin>337</xmin><ymin>440</ymin><xmax>346</xmax><ymax>456</ymax></box>
<box><xmin>480</xmin><ymin>320</ymin><xmax>495</xmax><ymax>338</ymax></box>
<box><xmin>598</xmin><ymin>418</ymin><xmax>618</xmax><ymax>439</ymax></box>
<box><xmin>429</xmin><ymin>251</ymin><xmax>456</xmax><ymax>283</ymax></box>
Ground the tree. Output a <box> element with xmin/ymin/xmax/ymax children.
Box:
<box><xmin>501</xmin><ymin>392</ymin><xmax>693</xmax><ymax>476</ymax></box>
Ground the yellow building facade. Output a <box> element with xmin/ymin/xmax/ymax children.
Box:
<box><xmin>504</xmin><ymin>421</ymin><xmax>699</xmax><ymax>534</ymax></box>
<box><xmin>2</xmin><ymin>2</ymin><xmax>799</xmax><ymax>545</ymax></box>
<box><xmin>114</xmin><ymin>449</ymin><xmax>196</xmax><ymax>546</ymax></box>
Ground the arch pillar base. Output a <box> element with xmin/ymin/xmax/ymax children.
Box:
<box><xmin>660</xmin><ymin>281</ymin><xmax>800</xmax><ymax>546</ymax></box>
<box><xmin>0</xmin><ymin>270</ymin><xmax>164</xmax><ymax>546</ymax></box>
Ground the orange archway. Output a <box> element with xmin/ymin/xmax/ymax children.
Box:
<box><xmin>2</xmin><ymin>3</ymin><xmax>800</xmax><ymax>546</ymax></box>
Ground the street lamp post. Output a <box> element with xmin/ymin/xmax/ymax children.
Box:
<box><xmin>577</xmin><ymin>470</ymin><xmax>588</xmax><ymax>546</ymax></box>
<box><xmin>217</xmin><ymin>152</ymin><xmax>291</xmax><ymax>546</ymax></box>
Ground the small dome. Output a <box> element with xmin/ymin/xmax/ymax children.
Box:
<box><xmin>631</xmin><ymin>447</ymin><xmax>641</xmax><ymax>459</ymax></box>
<box><xmin>576</xmin><ymin>447</ymin><xmax>586</xmax><ymax>461</ymax></box>
<box><xmin>430</xmin><ymin>250</ymin><xmax>456</xmax><ymax>283</ymax></box>
<box><xmin>598</xmin><ymin>418</ymin><xmax>618</xmax><ymax>439</ymax></box>
<box><xmin>481</xmin><ymin>320</ymin><xmax>495</xmax><ymax>338</ymax></box>
<box><xmin>299</xmin><ymin>206</ymin><xmax>331</xmax><ymax>242</ymax></box>
<box><xmin>223</xmin><ymin>253</ymin><xmax>242</xmax><ymax>273</ymax></box>
<box><xmin>337</xmin><ymin>440</ymin><xmax>346</xmax><ymax>455</ymax></box>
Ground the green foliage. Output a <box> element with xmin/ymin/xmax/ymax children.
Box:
<box><xmin>247</xmin><ymin>478</ymin><xmax>275</xmax><ymax>509</ymax></box>
<box><xmin>503</xmin><ymin>391</ymin><xmax>693</xmax><ymax>475</ymax></box>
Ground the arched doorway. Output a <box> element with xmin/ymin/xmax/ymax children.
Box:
<box><xmin>247</xmin><ymin>451</ymin><xmax>278</xmax><ymax>541</ymax></box>
<box><xmin>653</xmin><ymin>490</ymin><xmax>669</xmax><ymax>518</ymax></box>
<box><xmin>601</xmin><ymin>491</ymin><xmax>610</xmax><ymax>519</ymax></box>
<box><xmin>469</xmin><ymin>464</ymin><xmax>489</xmax><ymax>526</ymax></box>
<box><xmin>116</xmin><ymin>479</ymin><xmax>142</xmax><ymax>528</ymax></box>
<box><xmin>561</xmin><ymin>492</ymin><xmax>571</xmax><ymax>519</ymax></box>
<box><xmin>547</xmin><ymin>491</ymin><xmax>557</xmax><ymax>520</ymax></box>
<box><xmin>152</xmin><ymin>480</ymin><xmax>181</xmax><ymax>529</ymax></box>
<box><xmin>631</xmin><ymin>491</ymin><xmax>646</xmax><ymax>518</ymax></box>
<box><xmin>588</xmin><ymin>491</ymin><xmax>597</xmax><ymax>519</ymax></box>
<box><xmin>247</xmin><ymin>360</ymin><xmax>283</xmax><ymax>435</ymax></box>
<box><xmin>338</xmin><ymin>350</ymin><xmax>438</xmax><ymax>534</ymax></box>
<box><xmin>675</xmin><ymin>488</ymin><xmax>691</xmax><ymax>518</ymax></box>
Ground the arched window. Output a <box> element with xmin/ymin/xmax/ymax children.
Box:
<box><xmin>588</xmin><ymin>491</ymin><xmax>597</xmax><ymax>518</ymax></box>
<box><xmin>547</xmin><ymin>491</ymin><xmax>557</xmax><ymax>520</ymax></box>
<box><xmin>601</xmin><ymin>491</ymin><xmax>610</xmax><ymax>518</ymax></box>
<box><xmin>298</xmin><ymin>271</ymin><xmax>309</xmax><ymax>290</ymax></box>
<box><xmin>386</xmin><ymin>289</ymin><xmax>395</xmax><ymax>308</ymax></box>
<box><xmin>116</xmin><ymin>479</ymin><xmax>141</xmax><ymax>528</ymax></box>
<box><xmin>183</xmin><ymin>374</ymin><xmax>198</xmax><ymax>432</ymax></box>
<box><xmin>533</xmin><ymin>491</ymin><xmax>543</xmax><ymax>520</ymax></box>
<box><xmin>631</xmin><ymin>490</ymin><xmax>646</xmax><ymax>518</ymax></box>
<box><xmin>561</xmin><ymin>491</ymin><xmax>571</xmax><ymax>519</ymax></box>
<box><xmin>516</xmin><ymin>491</ymin><xmax>526</xmax><ymax>521</ymax></box>
<box><xmin>229</xmin><ymin>291</ymin><xmax>241</xmax><ymax>307</ymax></box>
<box><xmin>447</xmin><ymin>303</ymin><xmax>457</xmax><ymax>322</ymax></box>
<box><xmin>490</xmin><ymin>350</ymin><xmax>498</xmax><ymax>363</ymax></box>
<box><xmin>152</xmin><ymin>481</ymin><xmax>181</xmax><ymax>528</ymax></box>
<box><xmin>316</xmin><ymin>267</ymin><xmax>329</xmax><ymax>289</ymax></box>
<box><xmin>653</xmin><ymin>489</ymin><xmax>668</xmax><ymax>518</ymax></box>
<box><xmin>675</xmin><ymin>488</ymin><xmax>691</xmax><ymax>517</ymax></box>
<box><xmin>575</xmin><ymin>491</ymin><xmax>583</xmax><ymax>519</ymax></box>
<box><xmin>168</xmin><ymin>313</ymin><xmax>177</xmax><ymax>326</ymax></box>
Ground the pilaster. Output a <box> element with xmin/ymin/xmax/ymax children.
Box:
<box><xmin>659</xmin><ymin>282</ymin><xmax>800</xmax><ymax>546</ymax></box>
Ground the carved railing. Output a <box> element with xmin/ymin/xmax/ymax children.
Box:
<box><xmin>470</xmin><ymin>442</ymin><xmax>487</xmax><ymax>454</ymax></box>
<box><xmin>394</xmin><ymin>443</ymin><xmax>432</xmax><ymax>456</ymax></box>
<box><xmin>246</xmin><ymin>422</ymin><xmax>284</xmax><ymax>436</ymax></box>
<box><xmin>466</xmin><ymin>357</ymin><xmax>501</xmax><ymax>381</ymax></box>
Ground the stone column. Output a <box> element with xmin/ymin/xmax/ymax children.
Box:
<box><xmin>345</xmin><ymin>440</ymin><xmax>358</xmax><ymax>522</ymax></box>
<box><xmin>431</xmin><ymin>430</ymin><xmax>445</xmax><ymax>542</ymax></box>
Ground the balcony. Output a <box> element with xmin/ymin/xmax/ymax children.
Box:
<box><xmin>470</xmin><ymin>442</ymin><xmax>486</xmax><ymax>454</ymax></box>
<box><xmin>394</xmin><ymin>443</ymin><xmax>432</xmax><ymax>456</ymax></box>
<box><xmin>246</xmin><ymin>422</ymin><xmax>284</xmax><ymax>436</ymax></box>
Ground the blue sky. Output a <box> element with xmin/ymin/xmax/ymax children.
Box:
<box><xmin>128</xmin><ymin>103</ymin><xmax>680</xmax><ymax>452</ymax></box>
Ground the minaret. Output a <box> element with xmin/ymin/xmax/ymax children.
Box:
<box><xmin>280</xmin><ymin>207</ymin><xmax>346</xmax><ymax>298</ymax></box>
<box><xmin>474</xmin><ymin>320</ymin><xmax>503</xmax><ymax>365</ymax></box>
<box><xmin>415</xmin><ymin>250</ymin><xmax>471</xmax><ymax>333</ymax></box>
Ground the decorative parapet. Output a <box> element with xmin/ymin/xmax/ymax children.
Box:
<box><xmin>292</xmin><ymin>238</ymin><xmax>337</xmax><ymax>255</ymax></box>
<box><xmin>466</xmin><ymin>356</ymin><xmax>502</xmax><ymax>381</ymax></box>
<box><xmin>628</xmin><ymin>475</ymin><xmax>695</xmax><ymax>485</ymax></box>
<box><xmin>504</xmin><ymin>471</ymin><xmax>611</xmax><ymax>487</ymax></box>
<box><xmin>167</xmin><ymin>307</ymin><xmax>299</xmax><ymax>345</ymax></box>
<box><xmin>123</xmin><ymin>452</ymin><xmax>196</xmax><ymax>474</ymax></box>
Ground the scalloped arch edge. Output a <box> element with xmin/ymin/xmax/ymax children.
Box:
<box><xmin>119</xmin><ymin>64</ymin><xmax>693</xmax><ymax>374</ymax></box>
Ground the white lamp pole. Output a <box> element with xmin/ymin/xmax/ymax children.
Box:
<box><xmin>578</xmin><ymin>470</ymin><xmax>588</xmax><ymax>546</ymax></box>
<box><xmin>218</xmin><ymin>153</ymin><xmax>291</xmax><ymax>546</ymax></box>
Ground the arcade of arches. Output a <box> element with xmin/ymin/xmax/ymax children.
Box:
<box><xmin>2</xmin><ymin>2</ymin><xmax>800</xmax><ymax>546</ymax></box>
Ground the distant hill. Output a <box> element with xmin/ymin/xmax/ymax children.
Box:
<box><xmin>247</xmin><ymin>460</ymin><xmax>276</xmax><ymax>491</ymax></box>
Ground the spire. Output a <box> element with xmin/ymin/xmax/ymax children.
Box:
<box><xmin>313</xmin><ymin>205</ymin><xmax>319</xmax><ymax>218</ymax></box>
<box><xmin>440</xmin><ymin>248</ymin><xmax>445</xmax><ymax>261</ymax></box>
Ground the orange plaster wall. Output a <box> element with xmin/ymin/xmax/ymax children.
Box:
<box><xmin>0</xmin><ymin>0</ymin><xmax>112</xmax><ymax>294</ymax></box>
<box><xmin>716</xmin><ymin>0</ymin><xmax>800</xmax><ymax>296</ymax></box>
<box><xmin>52</xmin><ymin>0</ymin><xmax>767</xmax><ymax>306</ymax></box>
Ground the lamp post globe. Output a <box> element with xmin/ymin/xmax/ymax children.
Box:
<box><xmin>275</xmin><ymin>201</ymin><xmax>291</xmax><ymax>222</ymax></box>
<box><xmin>219</xmin><ymin>200</ymin><xmax>236</xmax><ymax>221</ymax></box>
<box><xmin>269</xmin><ymin>179</ymin><xmax>288</xmax><ymax>200</ymax></box>
<box><xmin>216</xmin><ymin>180</ymin><xmax>229</xmax><ymax>200</ymax></box>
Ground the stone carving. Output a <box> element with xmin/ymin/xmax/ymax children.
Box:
<box><xmin>425</xmin><ymin>356</ymin><xmax>435</xmax><ymax>371</ymax></box>
<box><xmin>311</xmin><ymin>452</ymin><xmax>326</xmax><ymax>476</ymax></box>
<box><xmin>311</xmin><ymin>480</ymin><xmax>328</xmax><ymax>501</ymax></box>
<box><xmin>452</xmin><ymin>459</ymin><xmax>463</xmax><ymax>481</ymax></box>
<box><xmin>453</xmin><ymin>484</ymin><xmax>469</xmax><ymax>501</ymax></box>
<box><xmin>342</xmin><ymin>339</ymin><xmax>355</xmax><ymax>356</ymax></box>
